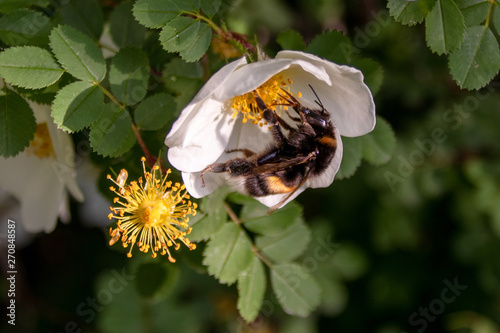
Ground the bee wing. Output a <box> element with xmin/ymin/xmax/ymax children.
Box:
<box><xmin>266</xmin><ymin>167</ymin><xmax>311</xmax><ymax>215</ymax></box>
<box><xmin>253</xmin><ymin>156</ymin><xmax>311</xmax><ymax>174</ymax></box>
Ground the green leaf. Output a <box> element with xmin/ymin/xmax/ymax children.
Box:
<box><xmin>0</xmin><ymin>0</ymin><xmax>48</xmax><ymax>13</ymax></box>
<box><xmin>270</xmin><ymin>263</ymin><xmax>321</xmax><ymax>317</ymax></box>
<box><xmin>163</xmin><ymin>57</ymin><xmax>204</xmax><ymax>78</ymax></box>
<box><xmin>0</xmin><ymin>46</ymin><xmax>63</xmax><ymax>89</ymax></box>
<box><xmin>134</xmin><ymin>93</ymin><xmax>175</xmax><ymax>130</ymax></box>
<box><xmin>134</xmin><ymin>262</ymin><xmax>179</xmax><ymax>300</ymax></box>
<box><xmin>350</xmin><ymin>58</ymin><xmax>384</xmax><ymax>96</ymax></box>
<box><xmin>425</xmin><ymin>0</ymin><xmax>466</xmax><ymax>55</ymax></box>
<box><xmin>306</xmin><ymin>30</ymin><xmax>352</xmax><ymax>65</ymax></box>
<box><xmin>241</xmin><ymin>200</ymin><xmax>303</xmax><ymax>236</ymax></box>
<box><xmin>159</xmin><ymin>17</ymin><xmax>212</xmax><ymax>62</ymax></box>
<box><xmin>0</xmin><ymin>90</ymin><xmax>36</xmax><ymax>157</ymax></box>
<box><xmin>276</xmin><ymin>30</ymin><xmax>306</xmax><ymax>51</ymax></box>
<box><xmin>203</xmin><ymin>223</ymin><xmax>253</xmax><ymax>285</ymax></box>
<box><xmin>456</xmin><ymin>0</ymin><xmax>490</xmax><ymax>27</ymax></box>
<box><xmin>200</xmin><ymin>0</ymin><xmax>221</xmax><ymax>17</ymax></box>
<box><xmin>110</xmin><ymin>1</ymin><xmax>146</xmax><ymax>48</ymax></box>
<box><xmin>49</xmin><ymin>25</ymin><xmax>106</xmax><ymax>82</ymax></box>
<box><xmin>60</xmin><ymin>0</ymin><xmax>103</xmax><ymax>40</ymax></box>
<box><xmin>336</xmin><ymin>136</ymin><xmax>362</xmax><ymax>179</ymax></box>
<box><xmin>89</xmin><ymin>103</ymin><xmax>136</xmax><ymax>157</ymax></box>
<box><xmin>256</xmin><ymin>219</ymin><xmax>311</xmax><ymax>263</ymax></box>
<box><xmin>387</xmin><ymin>0</ymin><xmax>437</xmax><ymax>26</ymax></box>
<box><xmin>52</xmin><ymin>81</ymin><xmax>103</xmax><ymax>132</ymax></box>
<box><xmin>494</xmin><ymin>4</ymin><xmax>500</xmax><ymax>34</ymax></box>
<box><xmin>448</xmin><ymin>26</ymin><xmax>500</xmax><ymax>90</ymax></box>
<box><xmin>0</xmin><ymin>9</ymin><xmax>51</xmax><ymax>46</ymax></box>
<box><xmin>109</xmin><ymin>47</ymin><xmax>150</xmax><ymax>106</ymax></box>
<box><xmin>237</xmin><ymin>257</ymin><xmax>266</xmax><ymax>323</ymax></box>
<box><xmin>133</xmin><ymin>0</ymin><xmax>184</xmax><ymax>29</ymax></box>
<box><xmin>360</xmin><ymin>116</ymin><xmax>396</xmax><ymax>165</ymax></box>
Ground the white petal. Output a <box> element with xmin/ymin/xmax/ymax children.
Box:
<box><xmin>276</xmin><ymin>51</ymin><xmax>376</xmax><ymax>137</ymax></box>
<box><xmin>165</xmin><ymin>56</ymin><xmax>247</xmax><ymax>147</ymax></box>
<box><xmin>167</xmin><ymin>99</ymin><xmax>236</xmax><ymax>172</ymax></box>
<box><xmin>307</xmin><ymin>127</ymin><xmax>343</xmax><ymax>189</ymax></box>
<box><xmin>182</xmin><ymin>170</ymin><xmax>227</xmax><ymax>198</ymax></box>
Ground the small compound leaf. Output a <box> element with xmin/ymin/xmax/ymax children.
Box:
<box><xmin>306</xmin><ymin>30</ymin><xmax>352</xmax><ymax>65</ymax></box>
<box><xmin>109</xmin><ymin>47</ymin><xmax>150</xmax><ymax>106</ymax></box>
<box><xmin>241</xmin><ymin>200</ymin><xmax>303</xmax><ymax>236</ymax></box>
<box><xmin>387</xmin><ymin>0</ymin><xmax>437</xmax><ymax>26</ymax></box>
<box><xmin>425</xmin><ymin>0</ymin><xmax>466</xmax><ymax>55</ymax></box>
<box><xmin>179</xmin><ymin>22</ymin><xmax>211</xmax><ymax>62</ymax></box>
<box><xmin>134</xmin><ymin>93</ymin><xmax>176</xmax><ymax>130</ymax></box>
<box><xmin>0</xmin><ymin>9</ymin><xmax>51</xmax><ymax>46</ymax></box>
<box><xmin>49</xmin><ymin>25</ymin><xmax>106</xmax><ymax>82</ymax></box>
<box><xmin>110</xmin><ymin>1</ymin><xmax>146</xmax><ymax>48</ymax></box>
<box><xmin>271</xmin><ymin>263</ymin><xmax>321</xmax><ymax>317</ymax></box>
<box><xmin>448</xmin><ymin>26</ymin><xmax>500</xmax><ymax>90</ymax></box>
<box><xmin>133</xmin><ymin>0</ymin><xmax>183</xmax><ymax>29</ymax></box>
<box><xmin>336</xmin><ymin>136</ymin><xmax>362</xmax><ymax>179</ymax></box>
<box><xmin>52</xmin><ymin>81</ymin><xmax>103</xmax><ymax>132</ymax></box>
<box><xmin>237</xmin><ymin>257</ymin><xmax>266</xmax><ymax>323</ymax></box>
<box><xmin>276</xmin><ymin>30</ymin><xmax>306</xmax><ymax>51</ymax></box>
<box><xmin>89</xmin><ymin>103</ymin><xmax>136</xmax><ymax>157</ymax></box>
<box><xmin>0</xmin><ymin>91</ymin><xmax>36</xmax><ymax>157</ymax></box>
<box><xmin>203</xmin><ymin>223</ymin><xmax>253</xmax><ymax>285</ymax></box>
<box><xmin>0</xmin><ymin>46</ymin><xmax>63</xmax><ymax>89</ymax></box>
<box><xmin>256</xmin><ymin>219</ymin><xmax>311</xmax><ymax>263</ymax></box>
<box><xmin>60</xmin><ymin>0</ymin><xmax>104</xmax><ymax>40</ymax></box>
<box><xmin>360</xmin><ymin>116</ymin><xmax>396</xmax><ymax>165</ymax></box>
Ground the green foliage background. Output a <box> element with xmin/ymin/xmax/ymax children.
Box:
<box><xmin>1</xmin><ymin>0</ymin><xmax>500</xmax><ymax>332</ymax></box>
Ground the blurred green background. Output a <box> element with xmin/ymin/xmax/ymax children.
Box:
<box><xmin>2</xmin><ymin>0</ymin><xmax>500</xmax><ymax>332</ymax></box>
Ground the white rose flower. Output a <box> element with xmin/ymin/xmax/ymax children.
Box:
<box><xmin>0</xmin><ymin>101</ymin><xmax>84</xmax><ymax>233</ymax></box>
<box><xmin>165</xmin><ymin>50</ymin><xmax>375</xmax><ymax>208</ymax></box>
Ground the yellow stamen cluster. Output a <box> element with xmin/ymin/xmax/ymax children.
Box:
<box><xmin>231</xmin><ymin>74</ymin><xmax>300</xmax><ymax>126</ymax></box>
<box><xmin>107</xmin><ymin>157</ymin><xmax>197</xmax><ymax>262</ymax></box>
<box><xmin>26</xmin><ymin>123</ymin><xmax>56</xmax><ymax>159</ymax></box>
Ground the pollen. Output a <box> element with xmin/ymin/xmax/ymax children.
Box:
<box><xmin>231</xmin><ymin>74</ymin><xmax>300</xmax><ymax>126</ymax></box>
<box><xmin>25</xmin><ymin>123</ymin><xmax>56</xmax><ymax>159</ymax></box>
<box><xmin>107</xmin><ymin>157</ymin><xmax>197</xmax><ymax>261</ymax></box>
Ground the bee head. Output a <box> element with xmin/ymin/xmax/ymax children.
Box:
<box><xmin>302</xmin><ymin>106</ymin><xmax>331</xmax><ymax>130</ymax></box>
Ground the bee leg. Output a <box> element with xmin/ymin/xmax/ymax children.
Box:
<box><xmin>225</xmin><ymin>148</ymin><xmax>256</xmax><ymax>157</ymax></box>
<box><xmin>252</xmin><ymin>91</ymin><xmax>287</xmax><ymax>142</ymax></box>
<box><xmin>200</xmin><ymin>159</ymin><xmax>255</xmax><ymax>187</ymax></box>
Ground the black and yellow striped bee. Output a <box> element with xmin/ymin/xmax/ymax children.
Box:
<box><xmin>201</xmin><ymin>86</ymin><xmax>337</xmax><ymax>214</ymax></box>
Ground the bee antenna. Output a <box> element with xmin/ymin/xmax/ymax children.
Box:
<box><xmin>308</xmin><ymin>84</ymin><xmax>325</xmax><ymax>110</ymax></box>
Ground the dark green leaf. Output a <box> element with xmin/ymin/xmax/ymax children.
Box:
<box><xmin>179</xmin><ymin>22</ymin><xmax>211</xmax><ymax>62</ymax></box>
<box><xmin>387</xmin><ymin>0</ymin><xmax>437</xmax><ymax>26</ymax></box>
<box><xmin>134</xmin><ymin>262</ymin><xmax>179</xmax><ymax>300</ymax></box>
<box><xmin>163</xmin><ymin>57</ymin><xmax>204</xmax><ymax>78</ymax></box>
<box><xmin>200</xmin><ymin>0</ymin><xmax>221</xmax><ymax>17</ymax></box>
<box><xmin>256</xmin><ymin>219</ymin><xmax>311</xmax><ymax>262</ymax></box>
<box><xmin>270</xmin><ymin>263</ymin><xmax>321</xmax><ymax>316</ymax></box>
<box><xmin>0</xmin><ymin>46</ymin><xmax>63</xmax><ymax>89</ymax></box>
<box><xmin>109</xmin><ymin>47</ymin><xmax>150</xmax><ymax>105</ymax></box>
<box><xmin>306</xmin><ymin>30</ymin><xmax>352</xmax><ymax>65</ymax></box>
<box><xmin>133</xmin><ymin>0</ymin><xmax>185</xmax><ymax>29</ymax></box>
<box><xmin>0</xmin><ymin>0</ymin><xmax>48</xmax><ymax>13</ymax></box>
<box><xmin>360</xmin><ymin>116</ymin><xmax>396</xmax><ymax>165</ymax></box>
<box><xmin>425</xmin><ymin>0</ymin><xmax>465</xmax><ymax>55</ymax></box>
<box><xmin>0</xmin><ymin>90</ymin><xmax>36</xmax><ymax>157</ymax></box>
<box><xmin>52</xmin><ymin>81</ymin><xmax>103</xmax><ymax>132</ymax></box>
<box><xmin>350</xmin><ymin>58</ymin><xmax>384</xmax><ymax>96</ymax></box>
<box><xmin>241</xmin><ymin>200</ymin><xmax>303</xmax><ymax>236</ymax></box>
<box><xmin>49</xmin><ymin>25</ymin><xmax>106</xmax><ymax>82</ymax></box>
<box><xmin>493</xmin><ymin>3</ymin><xmax>500</xmax><ymax>35</ymax></box>
<box><xmin>336</xmin><ymin>136</ymin><xmax>362</xmax><ymax>179</ymax></box>
<box><xmin>89</xmin><ymin>103</ymin><xmax>136</xmax><ymax>157</ymax></box>
<box><xmin>110</xmin><ymin>1</ymin><xmax>146</xmax><ymax>48</ymax></box>
<box><xmin>276</xmin><ymin>30</ymin><xmax>306</xmax><ymax>51</ymax></box>
<box><xmin>0</xmin><ymin>9</ymin><xmax>51</xmax><ymax>46</ymax></box>
<box><xmin>134</xmin><ymin>93</ymin><xmax>176</xmax><ymax>130</ymax></box>
<box><xmin>60</xmin><ymin>0</ymin><xmax>103</xmax><ymax>40</ymax></box>
<box><xmin>237</xmin><ymin>257</ymin><xmax>266</xmax><ymax>323</ymax></box>
<box><xmin>203</xmin><ymin>223</ymin><xmax>253</xmax><ymax>285</ymax></box>
<box><xmin>456</xmin><ymin>0</ymin><xmax>490</xmax><ymax>27</ymax></box>
<box><xmin>448</xmin><ymin>26</ymin><xmax>500</xmax><ymax>90</ymax></box>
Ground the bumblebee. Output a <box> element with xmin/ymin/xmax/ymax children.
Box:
<box><xmin>201</xmin><ymin>86</ymin><xmax>337</xmax><ymax>214</ymax></box>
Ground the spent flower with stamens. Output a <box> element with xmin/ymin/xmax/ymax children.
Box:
<box><xmin>107</xmin><ymin>157</ymin><xmax>197</xmax><ymax>261</ymax></box>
